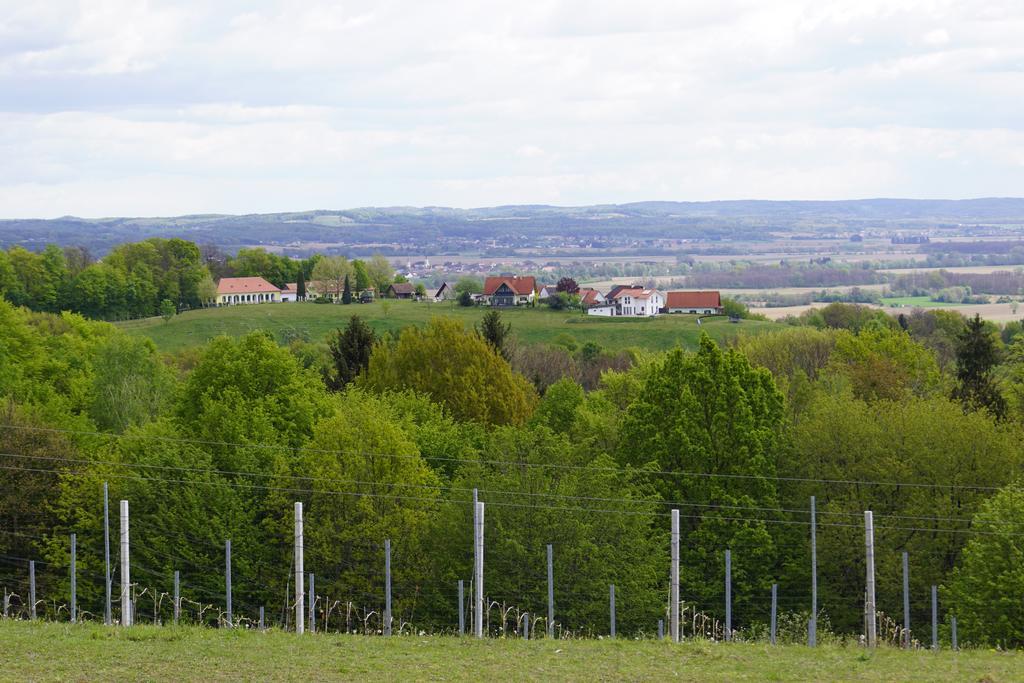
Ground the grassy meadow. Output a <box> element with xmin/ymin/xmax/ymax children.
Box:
<box><xmin>2</xmin><ymin>621</ymin><xmax>1021</xmax><ymax>682</ymax></box>
<box><xmin>118</xmin><ymin>300</ymin><xmax>784</xmax><ymax>353</ymax></box>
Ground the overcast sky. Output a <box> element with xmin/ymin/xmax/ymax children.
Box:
<box><xmin>1</xmin><ymin>1</ymin><xmax>1023</xmax><ymax>217</ymax></box>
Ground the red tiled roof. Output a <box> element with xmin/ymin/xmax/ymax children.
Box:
<box><xmin>580</xmin><ymin>288</ymin><xmax>601</xmax><ymax>306</ymax></box>
<box><xmin>666</xmin><ymin>291</ymin><xmax>722</xmax><ymax>309</ymax></box>
<box><xmin>483</xmin><ymin>276</ymin><xmax>536</xmax><ymax>296</ymax></box>
<box><xmin>216</xmin><ymin>277</ymin><xmax>281</xmax><ymax>295</ymax></box>
<box><xmin>282</xmin><ymin>282</ymin><xmax>297</xmax><ymax>292</ymax></box>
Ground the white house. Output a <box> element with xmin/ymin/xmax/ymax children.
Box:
<box><xmin>280</xmin><ymin>282</ymin><xmax>298</xmax><ymax>302</ymax></box>
<box><xmin>610</xmin><ymin>287</ymin><xmax>663</xmax><ymax>317</ymax></box>
<box><xmin>216</xmin><ymin>277</ymin><xmax>281</xmax><ymax>305</ymax></box>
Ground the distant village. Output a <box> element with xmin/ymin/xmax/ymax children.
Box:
<box><xmin>213</xmin><ymin>273</ymin><xmax>723</xmax><ymax>318</ymax></box>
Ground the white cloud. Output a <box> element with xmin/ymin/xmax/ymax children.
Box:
<box><xmin>0</xmin><ymin>0</ymin><xmax>1022</xmax><ymax>216</ymax></box>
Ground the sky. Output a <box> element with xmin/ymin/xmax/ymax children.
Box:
<box><xmin>1</xmin><ymin>0</ymin><xmax>1023</xmax><ymax>217</ymax></box>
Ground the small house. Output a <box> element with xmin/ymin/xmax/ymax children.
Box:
<box><xmin>665</xmin><ymin>291</ymin><xmax>723</xmax><ymax>315</ymax></box>
<box><xmin>387</xmin><ymin>282</ymin><xmax>416</xmax><ymax>299</ymax></box>
<box><xmin>483</xmin><ymin>276</ymin><xmax>537</xmax><ymax>306</ymax></box>
<box><xmin>434</xmin><ymin>282</ymin><xmax>456</xmax><ymax>301</ymax></box>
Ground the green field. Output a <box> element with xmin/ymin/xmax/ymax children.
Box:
<box><xmin>881</xmin><ymin>296</ymin><xmax>957</xmax><ymax>308</ymax></box>
<box><xmin>118</xmin><ymin>301</ymin><xmax>784</xmax><ymax>353</ymax></box>
<box><xmin>2</xmin><ymin>621</ymin><xmax>1021</xmax><ymax>682</ymax></box>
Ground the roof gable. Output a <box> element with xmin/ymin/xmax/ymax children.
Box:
<box><xmin>484</xmin><ymin>276</ymin><xmax>536</xmax><ymax>296</ymax></box>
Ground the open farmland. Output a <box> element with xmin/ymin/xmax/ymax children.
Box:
<box><xmin>757</xmin><ymin>299</ymin><xmax>1024</xmax><ymax>322</ymax></box>
<box><xmin>3</xmin><ymin>621</ymin><xmax>1022</xmax><ymax>683</ymax></box>
<box><xmin>118</xmin><ymin>300</ymin><xmax>784</xmax><ymax>353</ymax></box>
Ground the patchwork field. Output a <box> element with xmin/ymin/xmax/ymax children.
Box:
<box><xmin>118</xmin><ymin>300</ymin><xmax>784</xmax><ymax>353</ymax></box>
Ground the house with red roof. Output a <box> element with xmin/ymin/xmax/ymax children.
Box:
<box><xmin>665</xmin><ymin>291</ymin><xmax>723</xmax><ymax>315</ymax></box>
<box><xmin>483</xmin><ymin>276</ymin><xmax>537</xmax><ymax>306</ymax></box>
<box><xmin>216</xmin><ymin>277</ymin><xmax>282</xmax><ymax>305</ymax></box>
<box><xmin>578</xmin><ymin>287</ymin><xmax>605</xmax><ymax>308</ymax></box>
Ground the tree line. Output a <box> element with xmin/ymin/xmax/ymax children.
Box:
<box><xmin>2</xmin><ymin>298</ymin><xmax>1024</xmax><ymax>645</ymax></box>
<box><xmin>0</xmin><ymin>240</ymin><xmax>400</xmax><ymax>320</ymax></box>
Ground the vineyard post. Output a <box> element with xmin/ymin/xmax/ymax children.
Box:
<box><xmin>474</xmin><ymin>501</ymin><xmax>484</xmax><ymax>638</ymax></box>
<box><xmin>609</xmin><ymin>584</ymin><xmax>616</xmax><ymax>639</ymax></box>
<box><xmin>259</xmin><ymin>606</ymin><xmax>265</xmax><ymax>631</ymax></box>
<box><xmin>865</xmin><ymin>511</ymin><xmax>876</xmax><ymax>648</ymax></box>
<box><xmin>671</xmin><ymin>509</ymin><xmax>680</xmax><ymax>643</ymax></box>
<box><xmin>103</xmin><ymin>482</ymin><xmax>111</xmax><ymax>626</ymax></box>
<box><xmin>902</xmin><ymin>551</ymin><xmax>910</xmax><ymax>648</ymax></box>
<box><xmin>546</xmin><ymin>544</ymin><xmax>554</xmax><ymax>638</ymax></box>
<box><xmin>294</xmin><ymin>502</ymin><xmax>304</xmax><ymax>635</ymax></box>
<box><xmin>458</xmin><ymin>579</ymin><xmax>465</xmax><ymax>635</ymax></box>
<box><xmin>70</xmin><ymin>533</ymin><xmax>77</xmax><ymax>623</ymax></box>
<box><xmin>29</xmin><ymin>560</ymin><xmax>36</xmax><ymax>620</ymax></box>
<box><xmin>173</xmin><ymin>571</ymin><xmax>180</xmax><ymax>624</ymax></box>
<box><xmin>384</xmin><ymin>538</ymin><xmax>392</xmax><ymax>637</ymax></box>
<box><xmin>770</xmin><ymin>584</ymin><xmax>778</xmax><ymax>646</ymax></box>
<box><xmin>951</xmin><ymin>616</ymin><xmax>958</xmax><ymax>650</ymax></box>
<box><xmin>810</xmin><ymin>495</ymin><xmax>817</xmax><ymax>647</ymax></box>
<box><xmin>225</xmin><ymin>539</ymin><xmax>232</xmax><ymax>628</ymax></box>
<box><xmin>120</xmin><ymin>499</ymin><xmax>131</xmax><ymax>626</ymax></box>
<box><xmin>931</xmin><ymin>585</ymin><xmax>938</xmax><ymax>650</ymax></box>
<box><xmin>725</xmin><ymin>549</ymin><xmax>732</xmax><ymax>641</ymax></box>
<box><xmin>308</xmin><ymin>573</ymin><xmax>315</xmax><ymax>633</ymax></box>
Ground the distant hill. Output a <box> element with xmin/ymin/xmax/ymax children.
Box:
<box><xmin>3</xmin><ymin>198</ymin><xmax>1024</xmax><ymax>255</ymax></box>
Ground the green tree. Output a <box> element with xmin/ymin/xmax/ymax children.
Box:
<box><xmin>326</xmin><ymin>315</ymin><xmax>377</xmax><ymax>391</ymax></box>
<box><xmin>311</xmin><ymin>255</ymin><xmax>351</xmax><ymax>300</ymax></box>
<box><xmin>789</xmin><ymin>392</ymin><xmax>1022</xmax><ymax>633</ymax></box>
<box><xmin>952</xmin><ymin>313</ymin><xmax>1006</xmax><ymax>419</ymax></box>
<box><xmin>352</xmin><ymin>259</ymin><xmax>370</xmax><ymax>292</ymax></box>
<box><xmin>297</xmin><ymin>270</ymin><xmax>307</xmax><ymax>301</ymax></box>
<box><xmin>947</xmin><ymin>484</ymin><xmax>1024</xmax><ymax>647</ymax></box>
<box><xmin>90</xmin><ymin>335</ymin><xmax>175</xmax><ymax>432</ymax></box>
<box><xmin>457</xmin><ymin>290</ymin><xmax>474</xmax><ymax>307</ymax></box>
<box><xmin>476</xmin><ymin>309</ymin><xmax>511</xmax><ymax>359</ymax></box>
<box><xmin>618</xmin><ymin>334</ymin><xmax>785</xmax><ymax>623</ymax></box>
<box><xmin>454</xmin><ymin>277</ymin><xmax>482</xmax><ymax>296</ymax></box>
<box><xmin>414</xmin><ymin>282</ymin><xmax>426</xmax><ymax>298</ymax></box>
<box><xmin>342</xmin><ymin>274</ymin><xmax>353</xmax><ymax>304</ymax></box>
<box><xmin>360</xmin><ymin>318</ymin><xmax>537</xmax><ymax>425</ymax></box>
<box><xmin>428</xmin><ymin>426</ymin><xmax>663</xmax><ymax>634</ymax></box>
<box><xmin>825</xmin><ymin>325</ymin><xmax>942</xmax><ymax>402</ymax></box>
<box><xmin>366</xmin><ymin>254</ymin><xmax>394</xmax><ymax>293</ymax></box>
<box><xmin>300</xmin><ymin>390</ymin><xmax>441</xmax><ymax>628</ymax></box>
<box><xmin>159</xmin><ymin>298</ymin><xmax>176</xmax><ymax>322</ymax></box>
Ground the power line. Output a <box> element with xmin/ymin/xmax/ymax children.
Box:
<box><xmin>0</xmin><ymin>448</ymin><xmax>1002</xmax><ymax>527</ymax></box>
<box><xmin>0</xmin><ymin>463</ymin><xmax>1018</xmax><ymax>538</ymax></box>
<box><xmin>0</xmin><ymin>423</ymin><xmax>1008</xmax><ymax>493</ymax></box>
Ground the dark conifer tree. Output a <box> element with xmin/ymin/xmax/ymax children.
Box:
<box><xmin>953</xmin><ymin>313</ymin><xmax>1006</xmax><ymax>419</ymax></box>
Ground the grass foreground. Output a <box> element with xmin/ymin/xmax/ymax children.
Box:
<box><xmin>3</xmin><ymin>621</ymin><xmax>1022</xmax><ymax>682</ymax></box>
<box><xmin>118</xmin><ymin>300</ymin><xmax>783</xmax><ymax>354</ymax></box>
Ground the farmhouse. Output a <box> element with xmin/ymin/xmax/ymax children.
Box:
<box><xmin>216</xmin><ymin>277</ymin><xmax>281</xmax><ymax>305</ymax></box>
<box><xmin>665</xmin><ymin>291</ymin><xmax>723</xmax><ymax>315</ymax></box>
<box><xmin>483</xmin><ymin>276</ymin><xmax>537</xmax><ymax>306</ymax></box>
<box><xmin>387</xmin><ymin>282</ymin><xmax>416</xmax><ymax>299</ymax></box>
